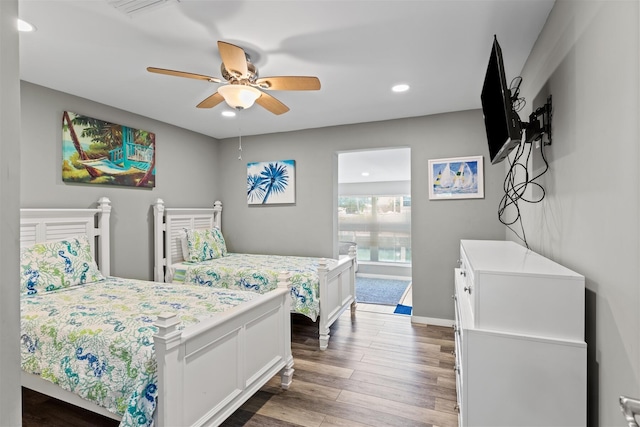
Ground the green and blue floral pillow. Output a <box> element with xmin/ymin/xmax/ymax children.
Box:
<box><xmin>183</xmin><ymin>228</ymin><xmax>228</xmax><ymax>263</ymax></box>
<box><xmin>20</xmin><ymin>234</ymin><xmax>105</xmax><ymax>296</ymax></box>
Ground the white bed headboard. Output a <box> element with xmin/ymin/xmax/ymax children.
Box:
<box><xmin>153</xmin><ymin>198</ymin><xmax>221</xmax><ymax>282</ymax></box>
<box><xmin>20</xmin><ymin>197</ymin><xmax>112</xmax><ymax>276</ymax></box>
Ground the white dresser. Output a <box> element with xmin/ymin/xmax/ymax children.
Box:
<box><xmin>454</xmin><ymin>239</ymin><xmax>586</xmax><ymax>427</ymax></box>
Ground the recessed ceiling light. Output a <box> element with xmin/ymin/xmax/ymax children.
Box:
<box><xmin>392</xmin><ymin>84</ymin><xmax>410</xmax><ymax>93</ymax></box>
<box><xmin>221</xmin><ymin>111</ymin><xmax>236</xmax><ymax>118</ymax></box>
<box><xmin>17</xmin><ymin>19</ymin><xmax>36</xmax><ymax>32</ymax></box>
<box><xmin>361</xmin><ymin>172</ymin><xmax>370</xmax><ymax>177</ymax></box>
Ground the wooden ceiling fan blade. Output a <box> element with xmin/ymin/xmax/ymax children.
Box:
<box><xmin>218</xmin><ymin>41</ymin><xmax>249</xmax><ymax>79</ymax></box>
<box><xmin>196</xmin><ymin>92</ymin><xmax>225</xmax><ymax>108</ymax></box>
<box><xmin>255</xmin><ymin>76</ymin><xmax>321</xmax><ymax>91</ymax></box>
<box><xmin>255</xmin><ymin>92</ymin><xmax>290</xmax><ymax>115</ymax></box>
<box><xmin>147</xmin><ymin>67</ymin><xmax>221</xmax><ymax>83</ymax></box>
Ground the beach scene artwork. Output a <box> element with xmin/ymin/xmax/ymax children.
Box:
<box><xmin>62</xmin><ymin>111</ymin><xmax>155</xmax><ymax>188</ymax></box>
<box><xmin>247</xmin><ymin>159</ymin><xmax>296</xmax><ymax>205</ymax></box>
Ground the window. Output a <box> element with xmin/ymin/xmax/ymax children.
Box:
<box><xmin>338</xmin><ymin>195</ymin><xmax>411</xmax><ymax>263</ymax></box>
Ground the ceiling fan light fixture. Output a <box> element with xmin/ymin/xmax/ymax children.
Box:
<box><xmin>218</xmin><ymin>85</ymin><xmax>261</xmax><ymax>110</ymax></box>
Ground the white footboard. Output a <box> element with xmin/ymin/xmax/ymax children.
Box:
<box><xmin>154</xmin><ymin>273</ymin><xmax>293</xmax><ymax>426</ymax></box>
<box><xmin>316</xmin><ymin>246</ymin><xmax>357</xmax><ymax>350</ymax></box>
<box><xmin>22</xmin><ymin>275</ymin><xmax>293</xmax><ymax>427</ymax></box>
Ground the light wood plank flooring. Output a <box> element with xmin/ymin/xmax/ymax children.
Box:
<box><xmin>22</xmin><ymin>307</ymin><xmax>458</xmax><ymax>427</ymax></box>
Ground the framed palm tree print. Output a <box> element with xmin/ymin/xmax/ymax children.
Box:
<box><xmin>247</xmin><ymin>159</ymin><xmax>296</xmax><ymax>205</ymax></box>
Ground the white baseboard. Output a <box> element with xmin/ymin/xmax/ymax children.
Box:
<box><xmin>411</xmin><ymin>315</ymin><xmax>454</xmax><ymax>327</ymax></box>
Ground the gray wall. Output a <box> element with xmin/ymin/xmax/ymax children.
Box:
<box><xmin>516</xmin><ymin>1</ymin><xmax>639</xmax><ymax>425</ymax></box>
<box><xmin>20</xmin><ymin>82</ymin><xmax>220</xmax><ymax>280</ymax></box>
<box><xmin>1</xmin><ymin>0</ymin><xmax>23</xmax><ymax>423</ymax></box>
<box><xmin>217</xmin><ymin>110</ymin><xmax>506</xmax><ymax>322</ymax></box>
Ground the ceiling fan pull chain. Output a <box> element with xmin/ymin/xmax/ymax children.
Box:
<box><xmin>238</xmin><ymin>112</ymin><xmax>243</xmax><ymax>160</ymax></box>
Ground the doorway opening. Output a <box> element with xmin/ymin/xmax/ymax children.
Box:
<box><xmin>337</xmin><ymin>147</ymin><xmax>411</xmax><ymax>314</ymax></box>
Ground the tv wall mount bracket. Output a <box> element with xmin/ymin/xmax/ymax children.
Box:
<box><xmin>523</xmin><ymin>95</ymin><xmax>552</xmax><ymax>146</ymax></box>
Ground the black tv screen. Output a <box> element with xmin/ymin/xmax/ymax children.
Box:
<box><xmin>481</xmin><ymin>36</ymin><xmax>522</xmax><ymax>164</ymax></box>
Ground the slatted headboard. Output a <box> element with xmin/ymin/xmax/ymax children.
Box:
<box><xmin>153</xmin><ymin>198</ymin><xmax>221</xmax><ymax>282</ymax></box>
<box><xmin>20</xmin><ymin>197</ymin><xmax>112</xmax><ymax>276</ymax></box>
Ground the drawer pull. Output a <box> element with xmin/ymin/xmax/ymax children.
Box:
<box><xmin>459</xmin><ymin>270</ymin><xmax>466</xmax><ymax>277</ymax></box>
<box><xmin>464</xmin><ymin>286</ymin><xmax>472</xmax><ymax>294</ymax></box>
<box><xmin>454</xmin><ymin>403</ymin><xmax>460</xmax><ymax>413</ymax></box>
<box><xmin>451</xmin><ymin>350</ymin><xmax>456</xmax><ymax>357</ymax></box>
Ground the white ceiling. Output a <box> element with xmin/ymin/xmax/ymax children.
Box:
<box><xmin>18</xmin><ymin>0</ymin><xmax>554</xmax><ymax>142</ymax></box>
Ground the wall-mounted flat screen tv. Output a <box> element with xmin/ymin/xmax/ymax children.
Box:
<box><xmin>481</xmin><ymin>35</ymin><xmax>523</xmax><ymax>165</ymax></box>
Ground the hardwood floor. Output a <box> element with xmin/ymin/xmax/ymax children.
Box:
<box><xmin>22</xmin><ymin>308</ymin><xmax>458</xmax><ymax>427</ymax></box>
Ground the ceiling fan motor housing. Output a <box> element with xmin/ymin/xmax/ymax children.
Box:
<box><xmin>221</xmin><ymin>59</ymin><xmax>258</xmax><ymax>83</ymax></box>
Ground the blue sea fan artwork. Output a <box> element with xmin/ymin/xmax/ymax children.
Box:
<box><xmin>246</xmin><ymin>159</ymin><xmax>296</xmax><ymax>205</ymax></box>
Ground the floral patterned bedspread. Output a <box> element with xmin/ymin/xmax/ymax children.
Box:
<box><xmin>171</xmin><ymin>253</ymin><xmax>337</xmax><ymax>321</ymax></box>
<box><xmin>20</xmin><ymin>277</ymin><xmax>259</xmax><ymax>427</ymax></box>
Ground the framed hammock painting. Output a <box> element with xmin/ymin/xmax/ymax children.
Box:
<box><xmin>428</xmin><ymin>155</ymin><xmax>484</xmax><ymax>200</ymax></box>
<box><xmin>62</xmin><ymin>111</ymin><xmax>156</xmax><ymax>188</ymax></box>
<box><xmin>247</xmin><ymin>159</ymin><xmax>296</xmax><ymax>205</ymax></box>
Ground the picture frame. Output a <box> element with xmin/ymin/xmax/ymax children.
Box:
<box><xmin>62</xmin><ymin>111</ymin><xmax>155</xmax><ymax>188</ymax></box>
<box><xmin>247</xmin><ymin>159</ymin><xmax>296</xmax><ymax>205</ymax></box>
<box><xmin>428</xmin><ymin>155</ymin><xmax>484</xmax><ymax>200</ymax></box>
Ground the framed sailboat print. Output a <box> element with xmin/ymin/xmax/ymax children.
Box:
<box><xmin>428</xmin><ymin>155</ymin><xmax>484</xmax><ymax>200</ymax></box>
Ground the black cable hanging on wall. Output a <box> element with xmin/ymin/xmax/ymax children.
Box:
<box><xmin>498</xmin><ymin>90</ymin><xmax>553</xmax><ymax>249</ymax></box>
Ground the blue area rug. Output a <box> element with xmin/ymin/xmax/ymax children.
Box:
<box><xmin>356</xmin><ymin>276</ymin><xmax>411</xmax><ymax>306</ymax></box>
<box><xmin>394</xmin><ymin>304</ymin><xmax>413</xmax><ymax>315</ymax></box>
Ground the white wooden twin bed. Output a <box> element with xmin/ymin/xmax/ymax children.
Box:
<box><xmin>153</xmin><ymin>199</ymin><xmax>358</xmax><ymax>350</ymax></box>
<box><xmin>20</xmin><ymin>197</ymin><xmax>294</xmax><ymax>427</ymax></box>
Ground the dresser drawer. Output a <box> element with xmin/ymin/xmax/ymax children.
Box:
<box><xmin>453</xmin><ymin>280</ymin><xmax>463</xmax><ymax>426</ymax></box>
<box><xmin>454</xmin><ymin>268</ymin><xmax>473</xmax><ymax>327</ymax></box>
<box><xmin>458</xmin><ymin>246</ymin><xmax>476</xmax><ymax>318</ymax></box>
<box><xmin>459</xmin><ymin>240</ymin><xmax>584</xmax><ymax>340</ymax></box>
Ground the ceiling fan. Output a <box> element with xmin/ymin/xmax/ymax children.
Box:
<box><xmin>147</xmin><ymin>41</ymin><xmax>321</xmax><ymax>115</ymax></box>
